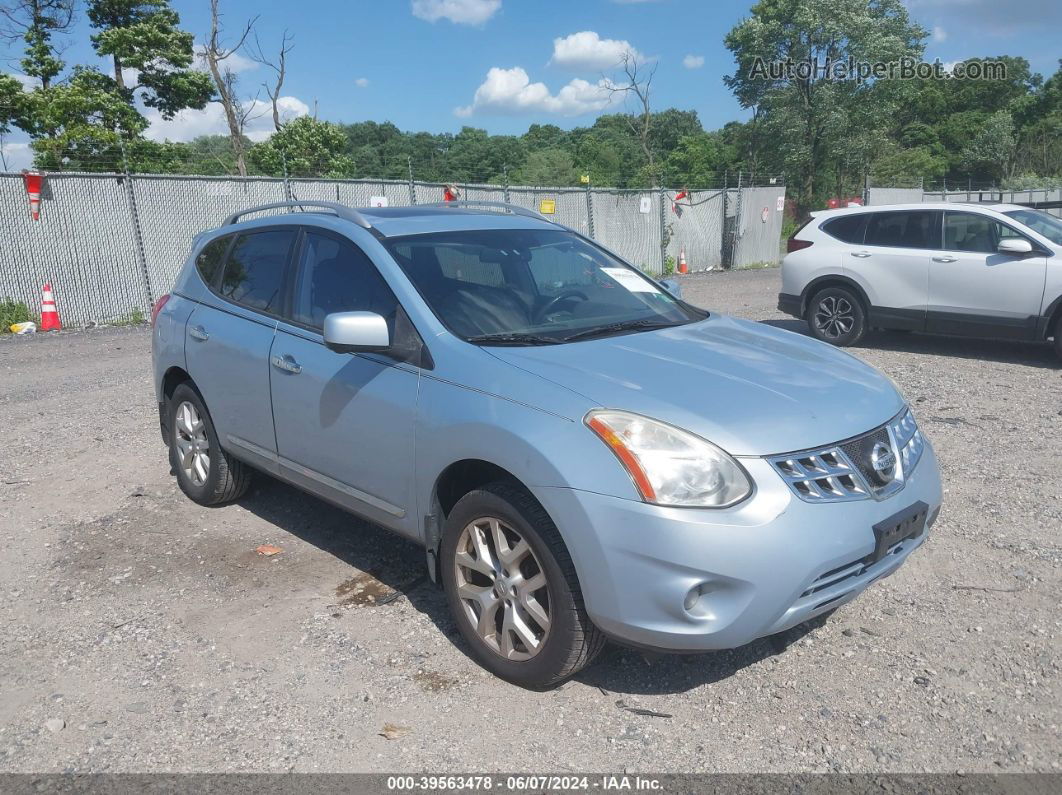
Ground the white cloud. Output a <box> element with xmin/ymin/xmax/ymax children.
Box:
<box><xmin>455</xmin><ymin>66</ymin><xmax>612</xmax><ymax>117</ymax></box>
<box><xmin>551</xmin><ymin>31</ymin><xmax>644</xmax><ymax>71</ymax></box>
<box><xmin>144</xmin><ymin>96</ymin><xmax>310</xmax><ymax>143</ymax></box>
<box><xmin>932</xmin><ymin>25</ymin><xmax>947</xmax><ymax>42</ymax></box>
<box><xmin>8</xmin><ymin>72</ymin><xmax>39</xmax><ymax>89</ymax></box>
<box><xmin>0</xmin><ymin>140</ymin><xmax>33</xmax><ymax>171</ymax></box>
<box><xmin>355</xmin><ymin>77</ymin><xmax>370</xmax><ymax>88</ymax></box>
<box><xmin>683</xmin><ymin>54</ymin><xmax>705</xmax><ymax>69</ymax></box>
<box><xmin>412</xmin><ymin>0</ymin><xmax>500</xmax><ymax>25</ymax></box>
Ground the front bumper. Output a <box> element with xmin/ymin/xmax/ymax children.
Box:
<box><xmin>532</xmin><ymin>443</ymin><xmax>942</xmax><ymax>652</ymax></box>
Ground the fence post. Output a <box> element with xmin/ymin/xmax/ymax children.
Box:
<box><xmin>585</xmin><ymin>180</ymin><xmax>595</xmax><ymax>238</ymax></box>
<box><xmin>407</xmin><ymin>156</ymin><xmax>417</xmax><ymax>205</ymax></box>
<box><xmin>658</xmin><ymin>186</ymin><xmax>668</xmax><ymax>275</ymax></box>
<box><xmin>503</xmin><ymin>166</ymin><xmax>511</xmax><ymax>205</ymax></box>
<box><xmin>281</xmin><ymin>153</ymin><xmax>293</xmax><ymax>202</ymax></box>
<box><xmin>731</xmin><ymin>170</ymin><xmax>743</xmax><ymax>269</ymax></box>
<box><xmin>118</xmin><ymin>140</ymin><xmax>154</xmax><ymax>310</ymax></box>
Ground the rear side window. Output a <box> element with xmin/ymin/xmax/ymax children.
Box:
<box><xmin>866</xmin><ymin>211</ymin><xmax>937</xmax><ymax>249</ymax></box>
<box><xmin>219</xmin><ymin>229</ymin><xmax>296</xmax><ymax>314</ymax></box>
<box><xmin>195</xmin><ymin>236</ymin><xmax>230</xmax><ymax>287</ymax></box>
<box><xmin>822</xmin><ymin>214</ymin><xmax>868</xmax><ymax>244</ymax></box>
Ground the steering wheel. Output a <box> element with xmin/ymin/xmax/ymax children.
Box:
<box><xmin>534</xmin><ymin>290</ymin><xmax>589</xmax><ymax>322</ymax></box>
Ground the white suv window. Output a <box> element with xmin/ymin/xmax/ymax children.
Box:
<box><xmin>943</xmin><ymin>212</ymin><xmax>1027</xmax><ymax>253</ymax></box>
<box><xmin>865</xmin><ymin>211</ymin><xmax>937</xmax><ymax>249</ymax></box>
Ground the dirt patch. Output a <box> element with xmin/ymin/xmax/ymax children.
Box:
<box><xmin>413</xmin><ymin>670</ymin><xmax>459</xmax><ymax>692</ymax></box>
<box><xmin>335</xmin><ymin>572</ymin><xmax>395</xmax><ymax>607</ymax></box>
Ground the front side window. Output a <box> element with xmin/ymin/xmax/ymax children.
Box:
<box><xmin>386</xmin><ymin>229</ymin><xmax>704</xmax><ymax>344</ymax></box>
<box><xmin>219</xmin><ymin>229</ymin><xmax>296</xmax><ymax>314</ymax></box>
<box><xmin>291</xmin><ymin>231</ymin><xmax>398</xmax><ymax>329</ymax></box>
<box><xmin>866</xmin><ymin>211</ymin><xmax>937</xmax><ymax>249</ymax></box>
<box><xmin>1003</xmin><ymin>208</ymin><xmax>1062</xmax><ymax>245</ymax></box>
<box><xmin>943</xmin><ymin>212</ymin><xmax>1028</xmax><ymax>253</ymax></box>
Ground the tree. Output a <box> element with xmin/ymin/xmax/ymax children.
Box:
<box><xmin>202</xmin><ymin>0</ymin><xmax>257</xmax><ymax>175</ymax></box>
<box><xmin>961</xmin><ymin>110</ymin><xmax>1018</xmax><ymax>182</ymax></box>
<box><xmin>250</xmin><ymin>28</ymin><xmax>293</xmax><ymax>133</ymax></box>
<box><xmin>0</xmin><ymin>0</ymin><xmax>74</xmax><ymax>90</ymax></box>
<box><xmin>661</xmin><ymin>132</ymin><xmax>726</xmax><ymax>187</ymax></box>
<box><xmin>607</xmin><ymin>51</ymin><xmax>660</xmax><ymax>185</ymax></box>
<box><xmin>249</xmin><ymin>115</ymin><xmax>352</xmax><ymax>177</ymax></box>
<box><xmin>87</xmin><ymin>0</ymin><xmax>214</xmax><ymax>118</ymax></box>
<box><xmin>725</xmin><ymin>0</ymin><xmax>926</xmax><ymax>211</ymax></box>
<box><xmin>512</xmin><ymin>148</ymin><xmax>579</xmax><ymax>186</ymax></box>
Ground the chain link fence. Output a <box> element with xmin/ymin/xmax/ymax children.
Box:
<box><xmin>865</xmin><ymin>180</ymin><xmax>1062</xmax><ymax>218</ymax></box>
<box><xmin>0</xmin><ymin>171</ymin><xmax>785</xmax><ymax>328</ymax></box>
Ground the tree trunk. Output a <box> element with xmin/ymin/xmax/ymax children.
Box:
<box><xmin>206</xmin><ymin>57</ymin><xmax>247</xmax><ymax>176</ymax></box>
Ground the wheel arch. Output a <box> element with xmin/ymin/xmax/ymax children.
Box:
<box><xmin>158</xmin><ymin>366</ymin><xmax>194</xmax><ymax>443</ymax></box>
<box><xmin>800</xmin><ymin>274</ymin><xmax>872</xmax><ymax>317</ymax></box>
<box><xmin>1041</xmin><ymin>293</ymin><xmax>1062</xmax><ymax>341</ymax></box>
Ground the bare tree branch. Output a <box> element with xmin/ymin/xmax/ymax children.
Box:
<box><xmin>250</xmin><ymin>28</ymin><xmax>293</xmax><ymax>132</ymax></box>
<box><xmin>606</xmin><ymin>51</ymin><xmax>659</xmax><ymax>186</ymax></box>
<box><xmin>202</xmin><ymin>0</ymin><xmax>259</xmax><ymax>175</ymax></box>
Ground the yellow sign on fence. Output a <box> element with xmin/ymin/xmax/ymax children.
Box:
<box><xmin>539</xmin><ymin>198</ymin><xmax>556</xmax><ymax>215</ymax></box>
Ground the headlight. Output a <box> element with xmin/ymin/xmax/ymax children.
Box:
<box><xmin>585</xmin><ymin>410</ymin><xmax>752</xmax><ymax>508</ymax></box>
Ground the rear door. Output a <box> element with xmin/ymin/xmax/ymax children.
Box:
<box><xmin>184</xmin><ymin>228</ymin><xmax>297</xmax><ymax>470</ymax></box>
<box><xmin>268</xmin><ymin>227</ymin><xmax>421</xmax><ymax>536</ymax></box>
<box><xmin>927</xmin><ymin>211</ymin><xmax>1047</xmax><ymax>339</ymax></box>
<box><xmin>852</xmin><ymin>210</ymin><xmax>940</xmax><ymax>330</ymax></box>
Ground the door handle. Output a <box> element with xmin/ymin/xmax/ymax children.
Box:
<box><xmin>270</xmin><ymin>354</ymin><xmax>302</xmax><ymax>375</ymax></box>
<box><xmin>189</xmin><ymin>325</ymin><xmax>209</xmax><ymax>341</ymax></box>
<box><xmin>850</xmin><ymin>251</ymin><xmax>871</xmax><ymax>258</ymax></box>
<box><xmin>932</xmin><ymin>256</ymin><xmax>957</xmax><ymax>263</ymax></box>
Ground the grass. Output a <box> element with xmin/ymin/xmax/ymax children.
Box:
<box><xmin>111</xmin><ymin>307</ymin><xmax>147</xmax><ymax>326</ymax></box>
<box><xmin>0</xmin><ymin>298</ymin><xmax>33</xmax><ymax>333</ymax></box>
<box><xmin>736</xmin><ymin>261</ymin><xmax>780</xmax><ymax>270</ymax></box>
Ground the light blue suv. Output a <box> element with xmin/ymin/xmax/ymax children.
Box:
<box><xmin>152</xmin><ymin>200</ymin><xmax>943</xmax><ymax>688</ymax></box>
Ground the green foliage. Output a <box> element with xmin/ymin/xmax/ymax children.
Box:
<box><xmin>112</xmin><ymin>307</ymin><xmax>146</xmax><ymax>326</ymax></box>
<box><xmin>0</xmin><ymin>298</ymin><xmax>32</xmax><ymax>332</ymax></box>
<box><xmin>512</xmin><ymin>148</ymin><xmax>579</xmax><ymax>186</ymax></box>
<box><xmin>249</xmin><ymin>116</ymin><xmax>355</xmax><ymax>178</ymax></box>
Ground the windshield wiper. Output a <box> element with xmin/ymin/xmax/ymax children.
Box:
<box><xmin>466</xmin><ymin>332</ymin><xmax>562</xmax><ymax>346</ymax></box>
<box><xmin>562</xmin><ymin>318</ymin><xmax>681</xmax><ymax>342</ymax></box>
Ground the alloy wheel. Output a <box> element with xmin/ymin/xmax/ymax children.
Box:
<box><xmin>813</xmin><ymin>295</ymin><xmax>855</xmax><ymax>340</ymax></box>
<box><xmin>174</xmin><ymin>400</ymin><xmax>210</xmax><ymax>486</ymax></box>
<box><xmin>453</xmin><ymin>516</ymin><xmax>551</xmax><ymax>661</ymax></box>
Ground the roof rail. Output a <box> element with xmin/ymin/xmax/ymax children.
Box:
<box><xmin>223</xmin><ymin>200</ymin><xmax>372</xmax><ymax>229</ymax></box>
<box><xmin>418</xmin><ymin>200</ymin><xmax>551</xmax><ymax>223</ymax></box>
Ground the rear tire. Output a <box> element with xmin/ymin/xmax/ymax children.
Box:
<box><xmin>807</xmin><ymin>286</ymin><xmax>867</xmax><ymax>347</ymax></box>
<box><xmin>168</xmin><ymin>383</ymin><xmax>252</xmax><ymax>506</ymax></box>
<box><xmin>440</xmin><ymin>481</ymin><xmax>605</xmax><ymax>689</ymax></box>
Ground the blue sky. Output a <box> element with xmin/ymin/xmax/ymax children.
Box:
<box><xmin>3</xmin><ymin>0</ymin><xmax>1061</xmax><ymax>165</ymax></box>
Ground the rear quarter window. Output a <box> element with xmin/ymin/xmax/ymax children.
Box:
<box><xmin>195</xmin><ymin>236</ymin><xmax>231</xmax><ymax>287</ymax></box>
<box><xmin>218</xmin><ymin>229</ymin><xmax>297</xmax><ymax>315</ymax></box>
<box><xmin>822</xmin><ymin>214</ymin><xmax>869</xmax><ymax>244</ymax></box>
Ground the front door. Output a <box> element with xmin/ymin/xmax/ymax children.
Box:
<box><xmin>927</xmin><ymin>211</ymin><xmax>1047</xmax><ymax>339</ymax></box>
<box><xmin>269</xmin><ymin>228</ymin><xmax>421</xmax><ymax>536</ymax></box>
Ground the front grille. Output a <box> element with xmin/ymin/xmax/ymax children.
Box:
<box><xmin>768</xmin><ymin>408</ymin><xmax>925</xmax><ymax>504</ymax></box>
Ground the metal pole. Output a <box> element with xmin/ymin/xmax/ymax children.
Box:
<box><xmin>503</xmin><ymin>166</ymin><xmax>511</xmax><ymax>205</ymax></box>
<box><xmin>407</xmin><ymin>156</ymin><xmax>416</xmax><ymax>205</ymax></box>
<box><xmin>585</xmin><ymin>179</ymin><xmax>595</xmax><ymax>238</ymax></box>
<box><xmin>281</xmin><ymin>153</ymin><xmax>293</xmax><ymax>202</ymax></box>
<box><xmin>732</xmin><ymin>170</ymin><xmax>743</xmax><ymax>269</ymax></box>
<box><xmin>118</xmin><ymin>139</ymin><xmax>154</xmax><ymax>310</ymax></box>
<box><xmin>658</xmin><ymin>186</ymin><xmax>667</xmax><ymax>276</ymax></box>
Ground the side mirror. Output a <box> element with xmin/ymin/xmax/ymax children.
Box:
<box><xmin>997</xmin><ymin>238</ymin><xmax>1033</xmax><ymax>256</ymax></box>
<box><xmin>658</xmin><ymin>277</ymin><xmax>683</xmax><ymax>299</ymax></box>
<box><xmin>323</xmin><ymin>311</ymin><xmax>390</xmax><ymax>353</ymax></box>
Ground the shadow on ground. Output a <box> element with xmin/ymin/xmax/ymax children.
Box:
<box><xmin>234</xmin><ymin>473</ymin><xmax>827</xmax><ymax>695</ymax></box>
<box><xmin>761</xmin><ymin>319</ymin><xmax>1059</xmax><ymax>368</ymax></box>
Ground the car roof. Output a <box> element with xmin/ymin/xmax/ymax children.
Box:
<box><xmin>220</xmin><ymin>201</ymin><xmax>563</xmax><ymax>238</ymax></box>
<box><xmin>811</xmin><ymin>202</ymin><xmax>1028</xmax><ymax>220</ymax></box>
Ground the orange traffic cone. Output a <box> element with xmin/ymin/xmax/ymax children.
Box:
<box><xmin>678</xmin><ymin>247</ymin><xmax>689</xmax><ymax>274</ymax></box>
<box><xmin>39</xmin><ymin>283</ymin><xmax>61</xmax><ymax>331</ymax></box>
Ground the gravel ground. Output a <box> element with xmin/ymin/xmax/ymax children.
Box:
<box><xmin>0</xmin><ymin>266</ymin><xmax>1059</xmax><ymax>774</ymax></box>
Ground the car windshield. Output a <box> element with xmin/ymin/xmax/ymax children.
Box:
<box><xmin>385</xmin><ymin>229</ymin><xmax>705</xmax><ymax>345</ymax></box>
<box><xmin>1003</xmin><ymin>208</ymin><xmax>1062</xmax><ymax>245</ymax></box>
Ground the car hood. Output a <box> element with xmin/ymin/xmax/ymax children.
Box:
<box><xmin>486</xmin><ymin>314</ymin><xmax>904</xmax><ymax>456</ymax></box>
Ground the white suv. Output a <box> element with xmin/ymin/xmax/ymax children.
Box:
<box><xmin>779</xmin><ymin>203</ymin><xmax>1062</xmax><ymax>359</ymax></box>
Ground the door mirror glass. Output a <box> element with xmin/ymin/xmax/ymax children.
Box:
<box><xmin>997</xmin><ymin>238</ymin><xmax>1033</xmax><ymax>255</ymax></box>
<box><xmin>323</xmin><ymin>311</ymin><xmax>390</xmax><ymax>353</ymax></box>
<box><xmin>658</xmin><ymin>277</ymin><xmax>683</xmax><ymax>299</ymax></box>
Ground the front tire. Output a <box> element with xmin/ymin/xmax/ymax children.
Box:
<box><xmin>440</xmin><ymin>482</ymin><xmax>604</xmax><ymax>689</ymax></box>
<box><xmin>168</xmin><ymin>383</ymin><xmax>252</xmax><ymax>506</ymax></box>
<box><xmin>1053</xmin><ymin>316</ymin><xmax>1062</xmax><ymax>361</ymax></box>
<box><xmin>807</xmin><ymin>286</ymin><xmax>867</xmax><ymax>347</ymax></box>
